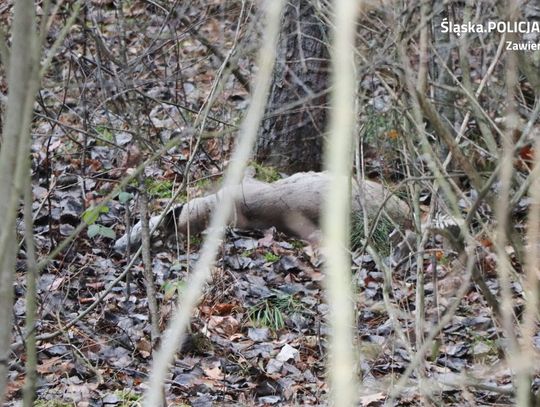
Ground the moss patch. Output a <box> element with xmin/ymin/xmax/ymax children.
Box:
<box><xmin>250</xmin><ymin>162</ymin><xmax>281</xmax><ymax>183</ymax></box>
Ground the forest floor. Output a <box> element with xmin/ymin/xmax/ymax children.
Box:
<box><xmin>2</xmin><ymin>0</ymin><xmax>537</xmax><ymax>406</ymax></box>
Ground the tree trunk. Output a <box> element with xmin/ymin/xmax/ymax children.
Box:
<box><xmin>521</xmin><ymin>0</ymin><xmax>540</xmax><ymax>89</ymax></box>
<box><xmin>256</xmin><ymin>0</ymin><xmax>329</xmax><ymax>173</ymax></box>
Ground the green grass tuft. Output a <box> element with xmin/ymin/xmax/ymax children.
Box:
<box><xmin>351</xmin><ymin>211</ymin><xmax>395</xmax><ymax>256</ymax></box>
<box><xmin>248</xmin><ymin>291</ymin><xmax>304</xmax><ymax>331</ymax></box>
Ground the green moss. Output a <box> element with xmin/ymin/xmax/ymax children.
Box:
<box><xmin>188</xmin><ymin>234</ymin><xmax>203</xmax><ymax>246</ymax></box>
<box><xmin>291</xmin><ymin>239</ymin><xmax>306</xmax><ymax>249</ymax></box>
<box><xmin>95</xmin><ymin>125</ymin><xmax>114</xmax><ymax>144</ymax></box>
<box><xmin>263</xmin><ymin>252</ymin><xmax>280</xmax><ymax>263</ymax></box>
<box><xmin>145</xmin><ymin>178</ymin><xmax>173</xmax><ymax>199</ymax></box>
<box><xmin>241</xmin><ymin>249</ymin><xmax>254</xmax><ymax>257</ymax></box>
<box><xmin>250</xmin><ymin>162</ymin><xmax>281</xmax><ymax>183</ymax></box>
<box><xmin>113</xmin><ymin>389</ymin><xmax>142</xmax><ymax>406</ymax></box>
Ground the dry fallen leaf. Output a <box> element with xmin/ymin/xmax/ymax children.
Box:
<box><xmin>359</xmin><ymin>392</ymin><xmax>385</xmax><ymax>406</ymax></box>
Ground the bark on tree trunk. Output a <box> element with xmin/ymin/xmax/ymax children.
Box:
<box><xmin>256</xmin><ymin>0</ymin><xmax>329</xmax><ymax>173</ymax></box>
<box><xmin>521</xmin><ymin>0</ymin><xmax>540</xmax><ymax>87</ymax></box>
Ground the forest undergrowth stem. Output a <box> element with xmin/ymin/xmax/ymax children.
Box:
<box><xmin>321</xmin><ymin>0</ymin><xmax>360</xmax><ymax>404</ymax></box>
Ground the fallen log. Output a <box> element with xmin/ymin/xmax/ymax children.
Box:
<box><xmin>114</xmin><ymin>171</ymin><xmax>410</xmax><ymax>251</ymax></box>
